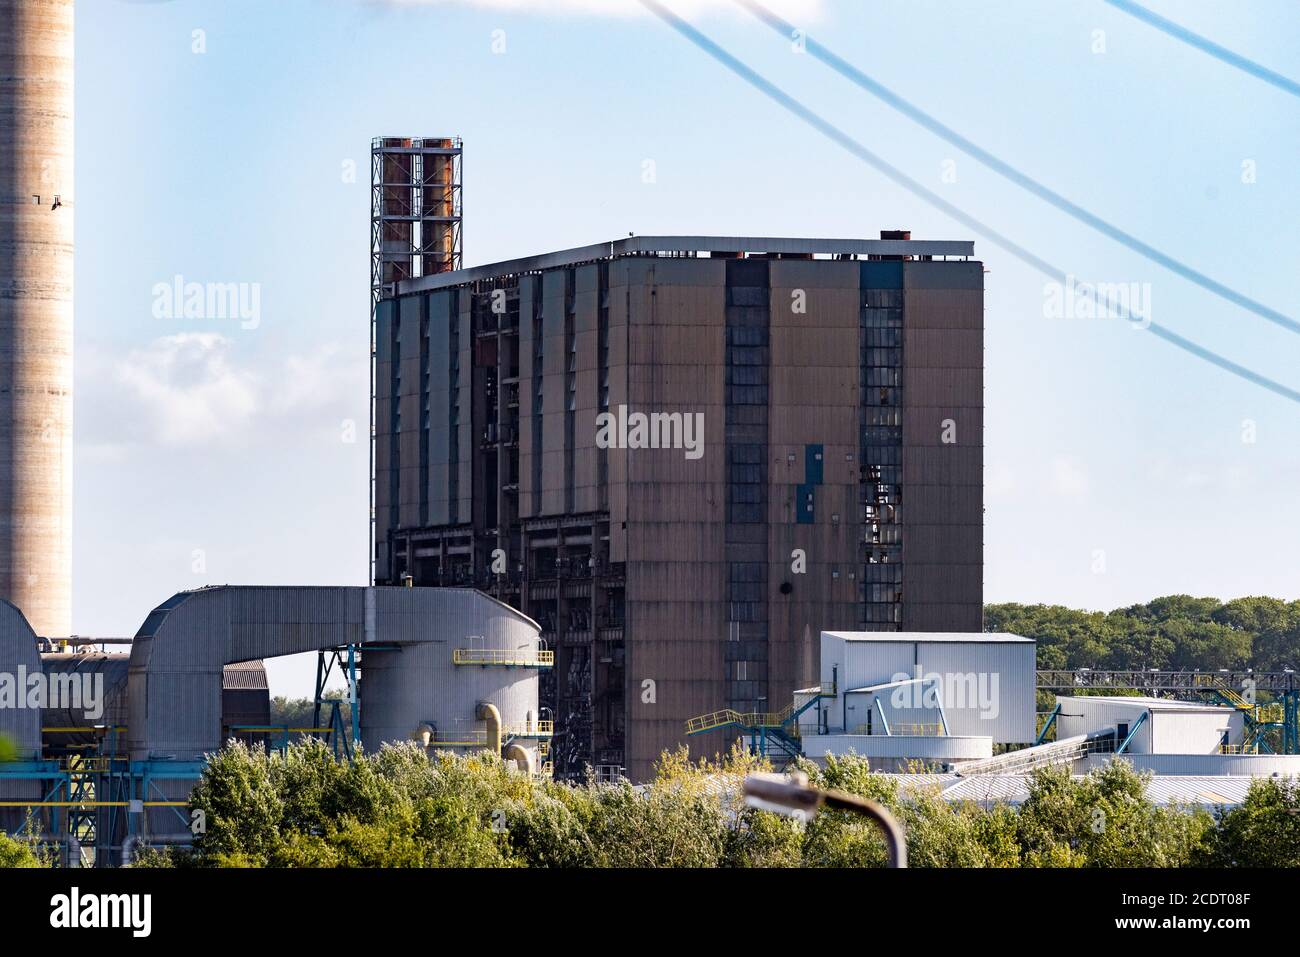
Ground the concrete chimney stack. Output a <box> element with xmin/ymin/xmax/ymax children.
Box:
<box><xmin>0</xmin><ymin>0</ymin><xmax>74</xmax><ymax>638</ymax></box>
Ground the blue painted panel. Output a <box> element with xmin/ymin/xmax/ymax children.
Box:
<box><xmin>805</xmin><ymin>444</ymin><xmax>824</xmax><ymax>485</ymax></box>
<box><xmin>796</xmin><ymin>483</ymin><xmax>815</xmax><ymax>524</ymax></box>
<box><xmin>860</xmin><ymin>260</ymin><xmax>904</xmax><ymax>289</ymax></box>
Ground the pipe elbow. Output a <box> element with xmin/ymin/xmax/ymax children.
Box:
<box><xmin>505</xmin><ymin>742</ymin><xmax>532</xmax><ymax>774</ymax></box>
<box><xmin>476</xmin><ymin>702</ymin><xmax>502</xmax><ymax>755</ymax></box>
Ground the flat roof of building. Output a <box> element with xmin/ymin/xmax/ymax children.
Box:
<box><xmin>895</xmin><ymin>773</ymin><xmax>1264</xmax><ymax>808</ymax></box>
<box><xmin>824</xmin><ymin>631</ymin><xmax>1034</xmax><ymax>644</ymax></box>
<box><xmin>1064</xmin><ymin>695</ymin><xmax>1237</xmax><ymax>713</ymax></box>
<box><xmin>396</xmin><ymin>235</ymin><xmax>977</xmax><ymax>294</ymax></box>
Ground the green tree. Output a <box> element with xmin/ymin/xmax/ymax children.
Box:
<box><xmin>1197</xmin><ymin>777</ymin><xmax>1300</xmax><ymax>867</ymax></box>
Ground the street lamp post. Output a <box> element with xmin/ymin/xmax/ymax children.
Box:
<box><xmin>743</xmin><ymin>771</ymin><xmax>908</xmax><ymax>869</ymax></box>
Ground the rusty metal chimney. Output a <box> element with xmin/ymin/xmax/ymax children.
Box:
<box><xmin>0</xmin><ymin>0</ymin><xmax>74</xmax><ymax>638</ymax></box>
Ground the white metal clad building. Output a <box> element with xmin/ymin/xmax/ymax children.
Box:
<box><xmin>818</xmin><ymin>631</ymin><xmax>1036</xmax><ymax>744</ymax></box>
<box><xmin>1055</xmin><ymin>696</ymin><xmax>1243</xmax><ymax>754</ymax></box>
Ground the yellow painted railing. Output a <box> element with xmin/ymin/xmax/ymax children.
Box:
<box><xmin>892</xmin><ymin>723</ymin><xmax>944</xmax><ymax>736</ymax></box>
<box><xmin>1256</xmin><ymin>703</ymin><xmax>1285</xmax><ymax>722</ymax></box>
<box><xmin>684</xmin><ymin>709</ymin><xmax>787</xmax><ymax>735</ymax></box>
<box><xmin>62</xmin><ymin>755</ymin><xmax>113</xmax><ymax>773</ymax></box>
<box><xmin>453</xmin><ymin>648</ymin><xmax>555</xmax><ymax>667</ymax></box>
<box><xmin>508</xmin><ymin>721</ymin><xmax>554</xmax><ymax>737</ymax></box>
<box><xmin>431</xmin><ymin>731</ymin><xmax>490</xmax><ymax>746</ymax></box>
<box><xmin>1218</xmin><ymin>689</ymin><xmax>1284</xmax><ymax>723</ymax></box>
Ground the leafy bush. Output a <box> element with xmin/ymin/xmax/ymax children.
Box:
<box><xmin>164</xmin><ymin>740</ymin><xmax>1289</xmax><ymax>869</ymax></box>
<box><xmin>0</xmin><ymin>829</ymin><xmax>47</xmax><ymax>868</ymax></box>
<box><xmin>1196</xmin><ymin>776</ymin><xmax>1300</xmax><ymax>867</ymax></box>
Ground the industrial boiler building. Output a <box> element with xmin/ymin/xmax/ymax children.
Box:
<box><xmin>373</xmin><ymin>234</ymin><xmax>984</xmax><ymax>781</ymax></box>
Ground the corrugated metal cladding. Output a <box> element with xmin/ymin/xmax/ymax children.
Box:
<box><xmin>820</xmin><ymin>631</ymin><xmax>1035</xmax><ymax>743</ymax></box>
<box><xmin>1081</xmin><ymin>752</ymin><xmax>1300</xmax><ymax>777</ymax></box>
<box><xmin>895</xmin><ymin>772</ymin><xmax>1264</xmax><ymax>808</ymax></box>
<box><xmin>1150</xmin><ymin>707</ymin><xmax>1242</xmax><ymax>754</ymax></box>
<box><xmin>1056</xmin><ymin>696</ymin><xmax>1242</xmax><ymax>755</ymax></box>
<box><xmin>222</xmin><ymin>660</ymin><xmax>268</xmax><ymax>690</ymax></box>
<box><xmin>1056</xmin><ymin>696</ymin><xmax>1153</xmax><ymax>751</ymax></box>
<box><xmin>376</xmin><ymin>241</ymin><xmax>983</xmax><ymax>782</ymax></box>
<box><xmin>801</xmin><ymin>733</ymin><xmax>991</xmax><ymax>763</ymax></box>
<box><xmin>126</xmin><ymin>586</ymin><xmax>540</xmax><ymax>761</ymax></box>
<box><xmin>900</xmin><ymin>260</ymin><xmax>983</xmax><ymax>632</ymax></box>
<box><xmin>360</xmin><ymin>640</ymin><xmax>539</xmax><ymax>753</ymax></box>
<box><xmin>0</xmin><ymin>599</ymin><xmax>42</xmax><ymax>758</ymax></box>
<box><xmin>39</xmin><ymin>653</ymin><xmax>130</xmax><ymax>743</ymax></box>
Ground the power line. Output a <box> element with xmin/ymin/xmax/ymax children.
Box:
<box><xmin>636</xmin><ymin>0</ymin><xmax>1300</xmax><ymax>406</ymax></box>
<box><xmin>732</xmin><ymin>0</ymin><xmax>1300</xmax><ymax>338</ymax></box>
<box><xmin>1104</xmin><ymin>0</ymin><xmax>1300</xmax><ymax>99</ymax></box>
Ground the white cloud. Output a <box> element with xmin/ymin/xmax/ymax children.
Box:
<box><xmin>985</xmin><ymin>462</ymin><xmax>1017</xmax><ymax>500</ymax></box>
<box><xmin>1049</xmin><ymin>455</ymin><xmax>1090</xmax><ymax>498</ymax></box>
<box><xmin>268</xmin><ymin>342</ymin><xmax>367</xmax><ymax>417</ymax></box>
<box><xmin>115</xmin><ymin>333</ymin><xmax>259</xmax><ymax>445</ymax></box>
<box><xmin>357</xmin><ymin>0</ymin><xmax>824</xmax><ymax>19</ymax></box>
<box><xmin>91</xmin><ymin>333</ymin><xmax>366</xmax><ymax>449</ymax></box>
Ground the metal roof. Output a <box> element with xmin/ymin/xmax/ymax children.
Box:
<box><xmin>222</xmin><ymin>660</ymin><xmax>268</xmax><ymax>691</ymax></box>
<box><xmin>844</xmin><ymin>676</ymin><xmax>932</xmax><ymax>694</ymax></box>
<box><xmin>1071</xmin><ymin>695</ymin><xmax>1235</xmax><ymax>713</ymax></box>
<box><xmin>396</xmin><ymin>235</ymin><xmax>976</xmax><ymax>294</ymax></box>
<box><xmin>826</xmin><ymin>630</ymin><xmax>1034</xmax><ymax>644</ymax></box>
<box><xmin>893</xmin><ymin>772</ymin><xmax>1270</xmax><ymax>808</ymax></box>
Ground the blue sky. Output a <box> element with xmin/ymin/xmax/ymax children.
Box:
<box><xmin>74</xmin><ymin>0</ymin><xmax>1300</xmax><ymax>695</ymax></box>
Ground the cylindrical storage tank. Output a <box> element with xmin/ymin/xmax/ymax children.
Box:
<box><xmin>0</xmin><ymin>0</ymin><xmax>75</xmax><ymax>640</ymax></box>
<box><xmin>360</xmin><ymin>587</ymin><xmax>543</xmax><ymax>766</ymax></box>
<box><xmin>360</xmin><ymin>640</ymin><xmax>540</xmax><ymax>762</ymax></box>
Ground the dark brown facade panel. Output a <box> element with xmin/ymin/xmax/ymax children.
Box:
<box><xmin>904</xmin><ymin>523</ymin><xmax>984</xmax><ymax>564</ymax></box>
<box><xmin>902</xmin><ymin>406</ymin><xmax>983</xmax><ymax>448</ymax></box>
<box><xmin>769</xmin><ymin>258</ymin><xmax>862</xmax><ymax>291</ymax></box>
<box><xmin>769</xmin><ymin>369</ymin><xmax>859</xmax><ymax>406</ymax></box>
<box><xmin>622</xmin><ymin>443</ymin><xmax>726</xmax><ymax>486</ymax></box>
<box><xmin>904</xmin><ymin>446</ymin><xmax>982</xmax><ymax>483</ymax></box>
<box><xmin>623</xmin><ymin>562</ymin><xmax>727</xmax><ymax>603</ymax></box>
<box><xmin>907</xmin><ymin>482</ymin><xmax>982</xmax><ymax>518</ymax></box>
<box><xmin>903</xmin><ymin>367</ymin><xmax>982</xmax><ymax>409</ymax></box>
<box><xmin>904</xmin><ymin>601</ymin><xmax>984</xmax><ymax>633</ymax></box>
<box><xmin>627</xmin><ymin>363</ymin><xmax>726</xmax><ymax>403</ymax></box>
<box><xmin>625</xmin><ymin>523</ymin><xmax>728</xmax><ymax>563</ymax></box>
<box><xmin>626</xmin><ymin>481</ymin><xmax>725</xmax><ymax>523</ymax></box>
<box><xmin>770</xmin><ymin>293</ymin><xmax>862</xmax><ymax>333</ymax></box>
<box><xmin>902</xmin><ymin>289</ymin><xmax>983</xmax><ymax>331</ymax></box>
<box><xmin>905</xmin><ymin>328</ymin><xmax>983</xmax><ymax>369</ymax></box>
<box><xmin>770</xmin><ymin>327</ymin><xmax>861</xmax><ymax>368</ymax></box>
<box><xmin>768</xmin><ymin>407</ymin><xmax>859</xmax><ymax>445</ymax></box>
<box><xmin>905</xmin><ymin>563</ymin><xmax>984</xmax><ymax>605</ymax></box>
<box><xmin>904</xmin><ymin>259</ymin><xmax>984</xmax><ymax>290</ymax></box>
<box><xmin>627</xmin><ymin>322</ymin><xmax>725</xmax><ymax>366</ymax></box>
<box><xmin>626</xmin><ymin>256</ymin><xmax>726</xmax><ymax>289</ymax></box>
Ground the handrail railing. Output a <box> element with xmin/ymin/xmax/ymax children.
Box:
<box><xmin>684</xmin><ymin>709</ymin><xmax>787</xmax><ymax>735</ymax></box>
<box><xmin>453</xmin><ymin>648</ymin><xmax>554</xmax><ymax>667</ymax></box>
<box><xmin>507</xmin><ymin>721</ymin><xmax>554</xmax><ymax>737</ymax></box>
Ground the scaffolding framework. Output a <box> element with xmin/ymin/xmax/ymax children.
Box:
<box><xmin>370</xmin><ymin>137</ymin><xmax>463</xmax><ymax>582</ymax></box>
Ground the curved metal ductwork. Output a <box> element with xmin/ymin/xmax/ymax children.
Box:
<box><xmin>0</xmin><ymin>599</ymin><xmax>42</xmax><ymax>759</ymax></box>
<box><xmin>477</xmin><ymin>702</ymin><xmax>502</xmax><ymax>755</ymax></box>
<box><xmin>0</xmin><ymin>600</ymin><xmax>44</xmax><ymax>831</ymax></box>
<box><xmin>127</xmin><ymin>585</ymin><xmax>540</xmax><ymax>762</ymax></box>
<box><xmin>505</xmin><ymin>743</ymin><xmax>532</xmax><ymax>774</ymax></box>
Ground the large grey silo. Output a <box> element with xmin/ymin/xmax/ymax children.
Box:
<box><xmin>0</xmin><ymin>0</ymin><xmax>74</xmax><ymax>638</ymax></box>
